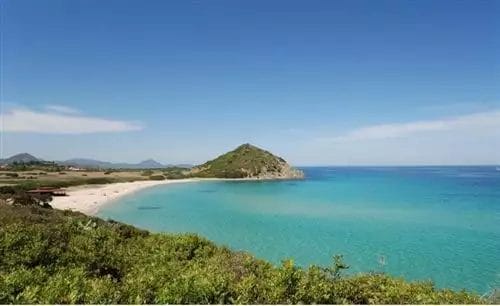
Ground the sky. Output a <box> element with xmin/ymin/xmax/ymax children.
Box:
<box><xmin>1</xmin><ymin>0</ymin><xmax>499</xmax><ymax>165</ymax></box>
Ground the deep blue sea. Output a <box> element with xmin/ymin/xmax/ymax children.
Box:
<box><xmin>98</xmin><ymin>166</ymin><xmax>500</xmax><ymax>293</ymax></box>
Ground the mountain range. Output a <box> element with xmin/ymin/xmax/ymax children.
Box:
<box><xmin>0</xmin><ymin>153</ymin><xmax>191</xmax><ymax>169</ymax></box>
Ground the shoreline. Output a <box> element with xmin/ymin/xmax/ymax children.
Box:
<box><xmin>49</xmin><ymin>177</ymin><xmax>296</xmax><ymax>215</ymax></box>
<box><xmin>50</xmin><ymin>178</ymin><xmax>206</xmax><ymax>215</ymax></box>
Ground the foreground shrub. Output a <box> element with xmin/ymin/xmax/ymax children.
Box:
<box><xmin>0</xmin><ymin>203</ymin><xmax>484</xmax><ymax>304</ymax></box>
<box><xmin>2</xmin><ymin>173</ymin><xmax>19</xmax><ymax>178</ymax></box>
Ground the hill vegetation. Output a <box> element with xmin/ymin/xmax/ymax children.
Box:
<box><xmin>1</xmin><ymin>145</ymin><xmax>301</xmax><ymax>181</ymax></box>
<box><xmin>191</xmin><ymin>144</ymin><xmax>304</xmax><ymax>179</ymax></box>
<box><xmin>0</xmin><ymin>202</ymin><xmax>482</xmax><ymax>304</ymax></box>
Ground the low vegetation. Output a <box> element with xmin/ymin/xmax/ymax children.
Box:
<box><xmin>0</xmin><ymin>169</ymin><xmax>162</xmax><ymax>190</ymax></box>
<box><xmin>162</xmin><ymin>167</ymin><xmax>191</xmax><ymax>179</ymax></box>
<box><xmin>190</xmin><ymin>144</ymin><xmax>303</xmax><ymax>179</ymax></box>
<box><xmin>0</xmin><ymin>161</ymin><xmax>190</xmax><ymax>190</ymax></box>
<box><xmin>0</xmin><ymin>202</ymin><xmax>483</xmax><ymax>304</ymax></box>
<box><xmin>141</xmin><ymin>170</ymin><xmax>154</xmax><ymax>176</ymax></box>
<box><xmin>0</xmin><ymin>187</ymin><xmax>52</xmax><ymax>208</ymax></box>
<box><xmin>3</xmin><ymin>161</ymin><xmax>66</xmax><ymax>173</ymax></box>
<box><xmin>2</xmin><ymin>176</ymin><xmax>139</xmax><ymax>191</ymax></box>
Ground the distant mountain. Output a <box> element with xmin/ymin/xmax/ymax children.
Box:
<box><xmin>136</xmin><ymin>159</ymin><xmax>164</xmax><ymax>169</ymax></box>
<box><xmin>0</xmin><ymin>152</ymin><xmax>190</xmax><ymax>169</ymax></box>
<box><xmin>60</xmin><ymin>158</ymin><xmax>190</xmax><ymax>169</ymax></box>
<box><xmin>60</xmin><ymin>158</ymin><xmax>115</xmax><ymax>169</ymax></box>
<box><xmin>0</xmin><ymin>153</ymin><xmax>40</xmax><ymax>165</ymax></box>
<box><xmin>190</xmin><ymin>143</ymin><xmax>304</xmax><ymax>179</ymax></box>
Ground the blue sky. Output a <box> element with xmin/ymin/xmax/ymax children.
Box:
<box><xmin>1</xmin><ymin>0</ymin><xmax>499</xmax><ymax>165</ymax></box>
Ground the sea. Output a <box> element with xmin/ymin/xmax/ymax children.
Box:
<box><xmin>98</xmin><ymin>166</ymin><xmax>500</xmax><ymax>293</ymax></box>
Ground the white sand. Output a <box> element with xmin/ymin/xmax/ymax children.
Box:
<box><xmin>50</xmin><ymin>178</ymin><xmax>203</xmax><ymax>215</ymax></box>
<box><xmin>50</xmin><ymin>176</ymin><xmax>289</xmax><ymax>215</ymax></box>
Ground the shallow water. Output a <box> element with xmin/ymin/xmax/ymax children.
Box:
<box><xmin>98</xmin><ymin>166</ymin><xmax>500</xmax><ymax>293</ymax></box>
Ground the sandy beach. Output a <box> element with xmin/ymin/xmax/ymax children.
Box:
<box><xmin>50</xmin><ymin>178</ymin><xmax>203</xmax><ymax>215</ymax></box>
<box><xmin>50</xmin><ymin>176</ymin><xmax>293</xmax><ymax>215</ymax></box>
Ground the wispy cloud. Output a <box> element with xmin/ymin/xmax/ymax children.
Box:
<box><xmin>323</xmin><ymin>110</ymin><xmax>500</xmax><ymax>142</ymax></box>
<box><xmin>2</xmin><ymin>106</ymin><xmax>143</xmax><ymax>134</ymax></box>
<box><xmin>44</xmin><ymin>104</ymin><xmax>80</xmax><ymax>114</ymax></box>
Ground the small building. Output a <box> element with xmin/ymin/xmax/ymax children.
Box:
<box><xmin>68</xmin><ymin>166</ymin><xmax>84</xmax><ymax>171</ymax></box>
<box><xmin>27</xmin><ymin>187</ymin><xmax>67</xmax><ymax>196</ymax></box>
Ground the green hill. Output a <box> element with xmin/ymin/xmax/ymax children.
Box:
<box><xmin>0</xmin><ymin>202</ymin><xmax>482</xmax><ymax>304</ymax></box>
<box><xmin>190</xmin><ymin>144</ymin><xmax>304</xmax><ymax>179</ymax></box>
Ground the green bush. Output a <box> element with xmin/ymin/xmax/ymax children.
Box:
<box><xmin>162</xmin><ymin>167</ymin><xmax>190</xmax><ymax>180</ymax></box>
<box><xmin>149</xmin><ymin>175</ymin><xmax>165</xmax><ymax>181</ymax></box>
<box><xmin>0</xmin><ymin>203</ymin><xmax>483</xmax><ymax>304</ymax></box>
<box><xmin>141</xmin><ymin>170</ymin><xmax>154</xmax><ymax>176</ymax></box>
<box><xmin>0</xmin><ymin>186</ymin><xmax>18</xmax><ymax>195</ymax></box>
<box><xmin>3</xmin><ymin>173</ymin><xmax>19</xmax><ymax>178</ymax></box>
<box><xmin>0</xmin><ymin>188</ymin><xmax>52</xmax><ymax>208</ymax></box>
<box><xmin>85</xmin><ymin>178</ymin><xmax>116</xmax><ymax>185</ymax></box>
<box><xmin>11</xmin><ymin>176</ymin><xmax>140</xmax><ymax>191</ymax></box>
<box><xmin>165</xmin><ymin>173</ymin><xmax>188</xmax><ymax>179</ymax></box>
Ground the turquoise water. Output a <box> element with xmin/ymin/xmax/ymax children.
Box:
<box><xmin>98</xmin><ymin>167</ymin><xmax>500</xmax><ymax>293</ymax></box>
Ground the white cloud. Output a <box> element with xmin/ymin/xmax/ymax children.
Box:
<box><xmin>290</xmin><ymin>110</ymin><xmax>500</xmax><ymax>165</ymax></box>
<box><xmin>326</xmin><ymin>110</ymin><xmax>500</xmax><ymax>142</ymax></box>
<box><xmin>44</xmin><ymin>104</ymin><xmax>80</xmax><ymax>114</ymax></box>
<box><xmin>2</xmin><ymin>106</ymin><xmax>143</xmax><ymax>134</ymax></box>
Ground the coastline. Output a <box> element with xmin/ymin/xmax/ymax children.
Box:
<box><xmin>49</xmin><ymin>176</ymin><xmax>297</xmax><ymax>215</ymax></box>
<box><xmin>50</xmin><ymin>178</ymin><xmax>204</xmax><ymax>215</ymax></box>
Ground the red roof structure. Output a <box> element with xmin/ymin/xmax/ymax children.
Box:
<box><xmin>27</xmin><ymin>188</ymin><xmax>66</xmax><ymax>196</ymax></box>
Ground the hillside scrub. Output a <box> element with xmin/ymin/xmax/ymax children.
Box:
<box><xmin>0</xmin><ymin>202</ymin><xmax>482</xmax><ymax>304</ymax></box>
<box><xmin>191</xmin><ymin>144</ymin><xmax>303</xmax><ymax>179</ymax></box>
